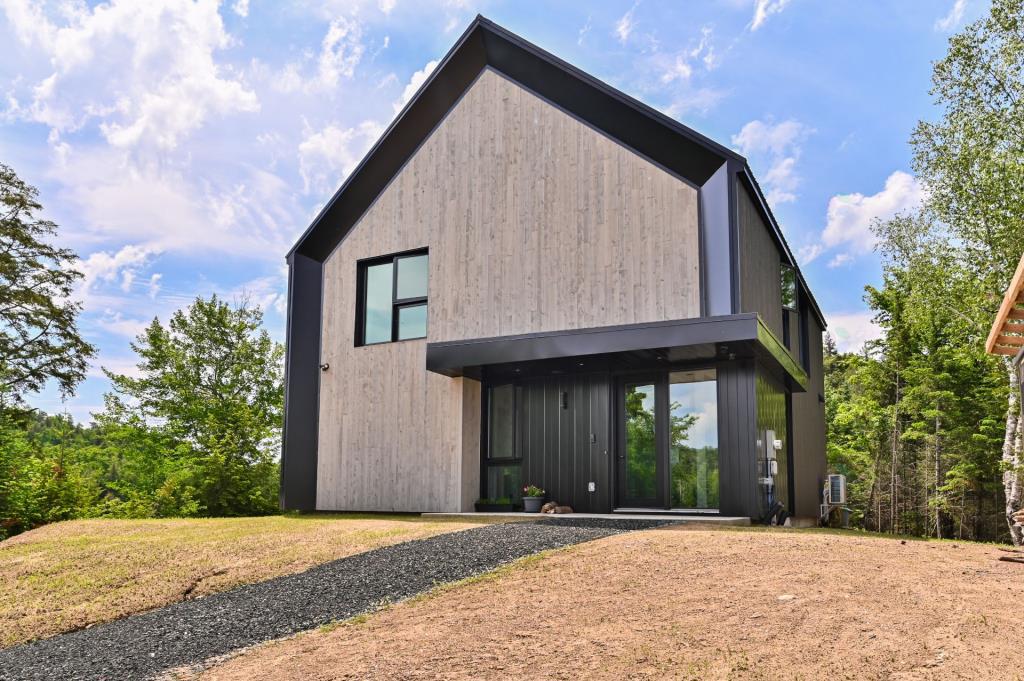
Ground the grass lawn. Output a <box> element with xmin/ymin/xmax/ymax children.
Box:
<box><xmin>0</xmin><ymin>513</ymin><xmax>487</xmax><ymax>648</ymax></box>
<box><xmin>187</xmin><ymin>526</ymin><xmax>1024</xmax><ymax>681</ymax></box>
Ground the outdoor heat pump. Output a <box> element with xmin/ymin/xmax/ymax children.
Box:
<box><xmin>827</xmin><ymin>474</ymin><xmax>847</xmax><ymax>505</ymax></box>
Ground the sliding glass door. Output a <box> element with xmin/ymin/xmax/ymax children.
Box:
<box><xmin>668</xmin><ymin>369</ymin><xmax>719</xmax><ymax>510</ymax></box>
<box><xmin>617</xmin><ymin>369</ymin><xmax>719</xmax><ymax>511</ymax></box>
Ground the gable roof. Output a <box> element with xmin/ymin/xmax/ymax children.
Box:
<box><xmin>288</xmin><ymin>15</ymin><xmax>825</xmax><ymax>327</ymax></box>
<box><xmin>986</xmin><ymin>252</ymin><xmax>1024</xmax><ymax>359</ymax></box>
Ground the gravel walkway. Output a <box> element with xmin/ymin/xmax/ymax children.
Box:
<box><xmin>0</xmin><ymin>518</ymin><xmax>675</xmax><ymax>681</ymax></box>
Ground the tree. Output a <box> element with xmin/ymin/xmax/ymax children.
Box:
<box><xmin>825</xmin><ymin>211</ymin><xmax>1008</xmax><ymax>541</ymax></box>
<box><xmin>0</xmin><ymin>163</ymin><xmax>95</xmax><ymax>407</ymax></box>
<box><xmin>104</xmin><ymin>295</ymin><xmax>284</xmax><ymax>516</ymax></box>
<box><xmin>911</xmin><ymin>0</ymin><xmax>1024</xmax><ymax>543</ymax></box>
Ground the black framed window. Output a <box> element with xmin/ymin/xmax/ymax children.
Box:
<box><xmin>780</xmin><ymin>265</ymin><xmax>797</xmax><ymax>311</ymax></box>
<box><xmin>357</xmin><ymin>250</ymin><xmax>428</xmax><ymax>345</ymax></box>
<box><xmin>781</xmin><ymin>265</ymin><xmax>797</xmax><ymax>350</ymax></box>
<box><xmin>483</xmin><ymin>383</ymin><xmax>522</xmax><ymax>502</ymax></box>
<box><xmin>487</xmin><ymin>384</ymin><xmax>519</xmax><ymax>460</ymax></box>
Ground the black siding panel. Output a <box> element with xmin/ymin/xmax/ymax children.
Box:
<box><xmin>514</xmin><ymin>373</ymin><xmax>611</xmax><ymax>513</ymax></box>
<box><xmin>790</xmin><ymin>315</ymin><xmax>827</xmax><ymax>518</ymax></box>
<box><xmin>737</xmin><ymin>182</ymin><xmax>783</xmax><ymax>339</ymax></box>
<box><xmin>717</xmin><ymin>361</ymin><xmax>758</xmax><ymax>518</ymax></box>
<box><xmin>280</xmin><ymin>253</ymin><xmax>323</xmax><ymax>511</ymax></box>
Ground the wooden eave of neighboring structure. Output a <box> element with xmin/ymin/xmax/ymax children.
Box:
<box><xmin>986</xmin><ymin>253</ymin><xmax>1024</xmax><ymax>359</ymax></box>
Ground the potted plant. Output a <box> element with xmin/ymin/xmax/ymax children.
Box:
<box><xmin>474</xmin><ymin>497</ymin><xmax>514</xmax><ymax>512</ymax></box>
<box><xmin>521</xmin><ymin>484</ymin><xmax>546</xmax><ymax>513</ymax></box>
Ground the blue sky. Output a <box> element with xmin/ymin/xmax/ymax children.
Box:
<box><xmin>0</xmin><ymin>0</ymin><xmax>980</xmax><ymax>422</ymax></box>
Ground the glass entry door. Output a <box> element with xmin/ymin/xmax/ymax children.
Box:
<box><xmin>617</xmin><ymin>370</ymin><xmax>720</xmax><ymax>511</ymax></box>
<box><xmin>617</xmin><ymin>378</ymin><xmax>665</xmax><ymax>508</ymax></box>
<box><xmin>668</xmin><ymin>370</ymin><xmax>719</xmax><ymax>510</ymax></box>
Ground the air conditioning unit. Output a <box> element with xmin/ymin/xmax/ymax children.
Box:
<box><xmin>827</xmin><ymin>474</ymin><xmax>846</xmax><ymax>505</ymax></box>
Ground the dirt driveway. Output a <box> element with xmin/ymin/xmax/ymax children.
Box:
<box><xmin>193</xmin><ymin>526</ymin><xmax>1024</xmax><ymax>681</ymax></box>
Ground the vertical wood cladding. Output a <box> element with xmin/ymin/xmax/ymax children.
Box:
<box><xmin>791</xmin><ymin>314</ymin><xmax>827</xmax><ymax>518</ymax></box>
<box><xmin>316</xmin><ymin>68</ymin><xmax>699</xmax><ymax>512</ymax></box>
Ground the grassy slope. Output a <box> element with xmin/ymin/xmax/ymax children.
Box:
<box><xmin>0</xmin><ymin>514</ymin><xmax>485</xmax><ymax>648</ymax></box>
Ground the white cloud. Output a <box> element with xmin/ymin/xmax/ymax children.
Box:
<box><xmin>797</xmin><ymin>243</ymin><xmax>822</xmax><ymax>263</ymax></box>
<box><xmin>269</xmin><ymin>15</ymin><xmax>366</xmax><ymax>93</ymax></box>
<box><xmin>232</xmin><ymin>0</ymin><xmax>250</xmax><ymax>18</ymax></box>
<box><xmin>732</xmin><ymin>118</ymin><xmax>813</xmax><ymax>204</ymax></box>
<box><xmin>77</xmin><ymin>244</ymin><xmax>158</xmax><ymax>301</ymax></box>
<box><xmin>616</xmin><ymin>2</ymin><xmax>639</xmax><ymax>44</ymax></box>
<box><xmin>296</xmin><ymin>58</ymin><xmax>435</xmax><ymax>197</ymax></box>
<box><xmin>147</xmin><ymin>273</ymin><xmax>163</xmax><ymax>299</ymax></box>
<box><xmin>317</xmin><ymin>16</ymin><xmax>365</xmax><ymax>90</ymax></box>
<box><xmin>828</xmin><ymin>312</ymin><xmax>882</xmax><ymax>354</ymax></box>
<box><xmin>232</xmin><ymin>268</ymin><xmax>289</xmax><ymax>317</ymax></box>
<box><xmin>578</xmin><ymin>16</ymin><xmax>592</xmax><ymax>46</ymax></box>
<box><xmin>691</xmin><ymin>25</ymin><xmax>716</xmax><ymax>70</ymax></box>
<box><xmin>818</xmin><ymin>171</ymin><xmax>926</xmax><ymax>258</ymax></box>
<box><xmin>98</xmin><ymin>310</ymin><xmax>149</xmax><ymax>339</ymax></box>
<box><xmin>662</xmin><ymin>88</ymin><xmax>727</xmax><ymax>118</ymax></box>
<box><xmin>378</xmin><ymin>0</ymin><xmax>397</xmax><ymax>15</ymax></box>
<box><xmin>92</xmin><ymin>354</ymin><xmax>144</xmax><ymax>380</ymax></box>
<box><xmin>649</xmin><ymin>26</ymin><xmax>722</xmax><ymax>117</ymax></box>
<box><xmin>751</xmin><ymin>0</ymin><xmax>792</xmax><ymax>31</ymax></box>
<box><xmin>935</xmin><ymin>0</ymin><xmax>967</xmax><ymax>32</ymax></box>
<box><xmin>395</xmin><ymin>60</ymin><xmax>438</xmax><ymax>113</ymax></box>
<box><xmin>297</xmin><ymin>120</ymin><xmax>385</xmax><ymax>195</ymax></box>
<box><xmin>3</xmin><ymin>0</ymin><xmax>259</xmax><ymax>151</ymax></box>
<box><xmin>660</xmin><ymin>56</ymin><xmax>693</xmax><ymax>84</ymax></box>
<box><xmin>827</xmin><ymin>253</ymin><xmax>853</xmax><ymax>268</ymax></box>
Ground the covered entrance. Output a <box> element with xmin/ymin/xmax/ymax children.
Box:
<box><xmin>425</xmin><ymin>313</ymin><xmax>809</xmax><ymax>519</ymax></box>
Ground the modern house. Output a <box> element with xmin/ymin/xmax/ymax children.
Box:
<box><xmin>987</xmin><ymin>252</ymin><xmax>1024</xmax><ymax>410</ymax></box>
<box><xmin>280</xmin><ymin>16</ymin><xmax>827</xmax><ymax>521</ymax></box>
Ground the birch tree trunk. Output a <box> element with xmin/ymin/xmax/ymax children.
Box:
<box><xmin>934</xmin><ymin>409</ymin><xmax>942</xmax><ymax>539</ymax></box>
<box><xmin>1002</xmin><ymin>358</ymin><xmax>1023</xmax><ymax>545</ymax></box>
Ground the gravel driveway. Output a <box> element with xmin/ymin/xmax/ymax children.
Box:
<box><xmin>0</xmin><ymin>518</ymin><xmax>674</xmax><ymax>681</ymax></box>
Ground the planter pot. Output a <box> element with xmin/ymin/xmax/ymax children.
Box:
<box><xmin>522</xmin><ymin>496</ymin><xmax>545</xmax><ymax>513</ymax></box>
<box><xmin>475</xmin><ymin>502</ymin><xmax>514</xmax><ymax>512</ymax></box>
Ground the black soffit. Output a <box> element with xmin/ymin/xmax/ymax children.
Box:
<box><xmin>426</xmin><ymin>313</ymin><xmax>809</xmax><ymax>392</ymax></box>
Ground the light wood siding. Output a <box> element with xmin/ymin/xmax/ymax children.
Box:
<box><xmin>316</xmin><ymin>68</ymin><xmax>700</xmax><ymax>511</ymax></box>
<box><xmin>738</xmin><ymin>184</ymin><xmax>783</xmax><ymax>339</ymax></box>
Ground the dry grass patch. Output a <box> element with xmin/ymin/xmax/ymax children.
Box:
<box><xmin>0</xmin><ymin>513</ymin><xmax>486</xmax><ymax>648</ymax></box>
<box><xmin>193</xmin><ymin>526</ymin><xmax>1024</xmax><ymax>681</ymax></box>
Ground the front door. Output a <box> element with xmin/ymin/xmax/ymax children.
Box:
<box><xmin>617</xmin><ymin>377</ymin><xmax>665</xmax><ymax>508</ymax></box>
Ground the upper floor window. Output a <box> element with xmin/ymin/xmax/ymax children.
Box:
<box><xmin>781</xmin><ymin>264</ymin><xmax>797</xmax><ymax>351</ymax></box>
<box><xmin>357</xmin><ymin>250</ymin><xmax>428</xmax><ymax>345</ymax></box>
<box><xmin>780</xmin><ymin>265</ymin><xmax>797</xmax><ymax>310</ymax></box>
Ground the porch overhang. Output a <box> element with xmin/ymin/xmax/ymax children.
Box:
<box><xmin>426</xmin><ymin>313</ymin><xmax>808</xmax><ymax>391</ymax></box>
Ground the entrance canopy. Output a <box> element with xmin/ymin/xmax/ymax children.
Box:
<box><xmin>426</xmin><ymin>313</ymin><xmax>808</xmax><ymax>391</ymax></box>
